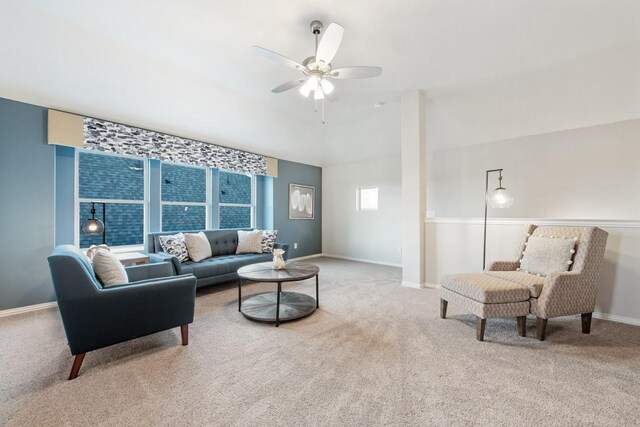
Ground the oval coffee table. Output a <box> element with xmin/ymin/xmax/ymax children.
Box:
<box><xmin>237</xmin><ymin>262</ymin><xmax>319</xmax><ymax>327</ymax></box>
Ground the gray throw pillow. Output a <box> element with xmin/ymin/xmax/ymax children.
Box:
<box><xmin>519</xmin><ymin>235</ymin><xmax>576</xmax><ymax>276</ymax></box>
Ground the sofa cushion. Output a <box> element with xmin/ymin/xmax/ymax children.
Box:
<box><xmin>92</xmin><ymin>250</ymin><xmax>128</xmax><ymax>287</ymax></box>
<box><xmin>519</xmin><ymin>235</ymin><xmax>576</xmax><ymax>276</ymax></box>
<box><xmin>484</xmin><ymin>271</ymin><xmax>545</xmax><ymax>297</ymax></box>
<box><xmin>236</xmin><ymin>230</ymin><xmax>263</xmax><ymax>254</ymax></box>
<box><xmin>184</xmin><ymin>232</ymin><xmax>212</xmax><ymax>262</ymax></box>
<box><xmin>180</xmin><ymin>253</ymin><xmax>271</xmax><ymax>279</ymax></box>
<box><xmin>441</xmin><ymin>273</ymin><xmax>530</xmax><ymax>304</ymax></box>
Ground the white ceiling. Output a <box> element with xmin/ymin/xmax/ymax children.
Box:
<box><xmin>1</xmin><ymin>0</ymin><xmax>639</xmax><ymax>165</ymax></box>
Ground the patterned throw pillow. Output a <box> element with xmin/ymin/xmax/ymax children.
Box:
<box><xmin>518</xmin><ymin>235</ymin><xmax>576</xmax><ymax>276</ymax></box>
<box><xmin>261</xmin><ymin>230</ymin><xmax>278</xmax><ymax>253</ymax></box>
<box><xmin>236</xmin><ymin>230</ymin><xmax>264</xmax><ymax>254</ymax></box>
<box><xmin>158</xmin><ymin>232</ymin><xmax>190</xmax><ymax>262</ymax></box>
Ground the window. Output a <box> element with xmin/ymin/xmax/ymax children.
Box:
<box><xmin>77</xmin><ymin>151</ymin><xmax>146</xmax><ymax>248</ymax></box>
<box><xmin>356</xmin><ymin>187</ymin><xmax>379</xmax><ymax>211</ymax></box>
<box><xmin>161</xmin><ymin>163</ymin><xmax>208</xmax><ymax>231</ymax></box>
<box><xmin>219</xmin><ymin>171</ymin><xmax>254</xmax><ymax>228</ymax></box>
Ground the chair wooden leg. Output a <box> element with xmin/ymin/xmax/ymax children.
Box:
<box><xmin>581</xmin><ymin>313</ymin><xmax>593</xmax><ymax>334</ymax></box>
<box><xmin>440</xmin><ymin>299</ymin><xmax>448</xmax><ymax>319</ymax></box>
<box><xmin>476</xmin><ymin>317</ymin><xmax>486</xmax><ymax>341</ymax></box>
<box><xmin>517</xmin><ymin>316</ymin><xmax>526</xmax><ymax>337</ymax></box>
<box><xmin>68</xmin><ymin>353</ymin><xmax>86</xmax><ymax>380</ymax></box>
<box><xmin>180</xmin><ymin>325</ymin><xmax>189</xmax><ymax>346</ymax></box>
<box><xmin>536</xmin><ymin>317</ymin><xmax>548</xmax><ymax>341</ymax></box>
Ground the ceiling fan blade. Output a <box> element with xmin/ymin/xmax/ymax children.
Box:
<box><xmin>271</xmin><ymin>78</ymin><xmax>306</xmax><ymax>93</ymax></box>
<box><xmin>252</xmin><ymin>46</ymin><xmax>307</xmax><ymax>72</ymax></box>
<box><xmin>330</xmin><ymin>66</ymin><xmax>383</xmax><ymax>79</ymax></box>
<box><xmin>315</xmin><ymin>23</ymin><xmax>344</xmax><ymax>65</ymax></box>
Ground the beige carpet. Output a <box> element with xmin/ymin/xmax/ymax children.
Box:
<box><xmin>1</xmin><ymin>257</ymin><xmax>639</xmax><ymax>426</ymax></box>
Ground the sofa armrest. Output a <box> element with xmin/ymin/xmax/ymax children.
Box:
<box><xmin>487</xmin><ymin>261</ymin><xmax>520</xmax><ymax>271</ymax></box>
<box><xmin>274</xmin><ymin>243</ymin><xmax>290</xmax><ymax>261</ymax></box>
<box><xmin>538</xmin><ymin>272</ymin><xmax>595</xmax><ymax>319</ymax></box>
<box><xmin>148</xmin><ymin>251</ymin><xmax>181</xmax><ymax>274</ymax></box>
<box><xmin>125</xmin><ymin>262</ymin><xmax>174</xmax><ymax>282</ymax></box>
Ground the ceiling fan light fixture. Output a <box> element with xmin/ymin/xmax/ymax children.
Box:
<box><xmin>314</xmin><ymin>89</ymin><xmax>325</xmax><ymax>100</ymax></box>
<box><xmin>299</xmin><ymin>84</ymin><xmax>311</xmax><ymax>97</ymax></box>
<box><xmin>307</xmin><ymin>74</ymin><xmax>319</xmax><ymax>91</ymax></box>
<box><xmin>319</xmin><ymin>79</ymin><xmax>334</xmax><ymax>95</ymax></box>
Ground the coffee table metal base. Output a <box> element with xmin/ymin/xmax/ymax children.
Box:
<box><xmin>240</xmin><ymin>291</ymin><xmax>316</xmax><ymax>325</ymax></box>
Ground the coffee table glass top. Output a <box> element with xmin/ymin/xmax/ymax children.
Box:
<box><xmin>237</xmin><ymin>262</ymin><xmax>319</xmax><ymax>282</ymax></box>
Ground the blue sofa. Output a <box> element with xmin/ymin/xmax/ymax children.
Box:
<box><xmin>48</xmin><ymin>245</ymin><xmax>197</xmax><ymax>379</ymax></box>
<box><xmin>146</xmin><ymin>229</ymin><xmax>289</xmax><ymax>288</ymax></box>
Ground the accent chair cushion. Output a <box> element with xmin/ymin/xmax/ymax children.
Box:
<box><xmin>236</xmin><ymin>230</ymin><xmax>263</xmax><ymax>254</ymax></box>
<box><xmin>484</xmin><ymin>271</ymin><xmax>545</xmax><ymax>297</ymax></box>
<box><xmin>159</xmin><ymin>232</ymin><xmax>190</xmax><ymax>262</ymax></box>
<box><xmin>184</xmin><ymin>232</ymin><xmax>212</xmax><ymax>262</ymax></box>
<box><xmin>441</xmin><ymin>273</ymin><xmax>530</xmax><ymax>304</ymax></box>
<box><xmin>261</xmin><ymin>230</ymin><xmax>278</xmax><ymax>253</ymax></box>
<box><xmin>92</xmin><ymin>250</ymin><xmax>129</xmax><ymax>287</ymax></box>
<box><xmin>519</xmin><ymin>235</ymin><xmax>576</xmax><ymax>276</ymax></box>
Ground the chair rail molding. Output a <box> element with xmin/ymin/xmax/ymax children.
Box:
<box><xmin>425</xmin><ymin>217</ymin><xmax>640</xmax><ymax>228</ymax></box>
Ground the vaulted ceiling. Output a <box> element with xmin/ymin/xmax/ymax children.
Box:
<box><xmin>1</xmin><ymin>0</ymin><xmax>638</xmax><ymax>166</ymax></box>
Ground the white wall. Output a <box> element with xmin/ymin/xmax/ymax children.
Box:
<box><xmin>425</xmin><ymin>120</ymin><xmax>640</xmax><ymax>323</ymax></box>
<box><xmin>323</xmin><ymin>155</ymin><xmax>402</xmax><ymax>266</ymax></box>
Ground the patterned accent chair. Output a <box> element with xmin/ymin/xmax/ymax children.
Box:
<box><xmin>439</xmin><ymin>225</ymin><xmax>608</xmax><ymax>341</ymax></box>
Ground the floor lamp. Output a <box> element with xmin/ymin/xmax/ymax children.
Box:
<box><xmin>81</xmin><ymin>202</ymin><xmax>107</xmax><ymax>245</ymax></box>
<box><xmin>483</xmin><ymin>169</ymin><xmax>514</xmax><ymax>269</ymax></box>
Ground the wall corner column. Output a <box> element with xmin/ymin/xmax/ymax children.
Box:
<box><xmin>401</xmin><ymin>90</ymin><xmax>426</xmax><ymax>288</ymax></box>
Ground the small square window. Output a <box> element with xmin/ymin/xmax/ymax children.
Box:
<box><xmin>357</xmin><ymin>187</ymin><xmax>379</xmax><ymax>211</ymax></box>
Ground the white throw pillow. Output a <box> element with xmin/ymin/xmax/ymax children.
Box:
<box><xmin>519</xmin><ymin>235</ymin><xmax>576</xmax><ymax>276</ymax></box>
<box><xmin>261</xmin><ymin>230</ymin><xmax>278</xmax><ymax>253</ymax></box>
<box><xmin>92</xmin><ymin>250</ymin><xmax>129</xmax><ymax>287</ymax></box>
<box><xmin>158</xmin><ymin>232</ymin><xmax>190</xmax><ymax>262</ymax></box>
<box><xmin>236</xmin><ymin>230</ymin><xmax>264</xmax><ymax>254</ymax></box>
<box><xmin>184</xmin><ymin>232</ymin><xmax>212</xmax><ymax>262</ymax></box>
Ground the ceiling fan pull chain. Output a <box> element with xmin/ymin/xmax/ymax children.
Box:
<box><xmin>322</xmin><ymin>98</ymin><xmax>325</xmax><ymax>124</ymax></box>
<box><xmin>314</xmin><ymin>98</ymin><xmax>318</xmax><ymax>112</ymax></box>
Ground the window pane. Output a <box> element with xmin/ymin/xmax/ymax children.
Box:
<box><xmin>79</xmin><ymin>202</ymin><xmax>143</xmax><ymax>247</ymax></box>
<box><xmin>79</xmin><ymin>152</ymin><xmax>144</xmax><ymax>200</ymax></box>
<box><xmin>219</xmin><ymin>171</ymin><xmax>251</xmax><ymax>204</ymax></box>
<box><xmin>162</xmin><ymin>163</ymin><xmax>206</xmax><ymax>203</ymax></box>
<box><xmin>359</xmin><ymin>188</ymin><xmax>379</xmax><ymax>210</ymax></box>
<box><xmin>162</xmin><ymin>205</ymin><xmax>206</xmax><ymax>231</ymax></box>
<box><xmin>219</xmin><ymin>206</ymin><xmax>251</xmax><ymax>229</ymax></box>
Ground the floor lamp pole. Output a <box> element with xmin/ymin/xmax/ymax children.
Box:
<box><xmin>101</xmin><ymin>202</ymin><xmax>106</xmax><ymax>245</ymax></box>
<box><xmin>483</xmin><ymin>169</ymin><xmax>503</xmax><ymax>270</ymax></box>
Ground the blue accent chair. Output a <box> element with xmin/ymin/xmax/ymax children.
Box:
<box><xmin>47</xmin><ymin>245</ymin><xmax>197</xmax><ymax>380</ymax></box>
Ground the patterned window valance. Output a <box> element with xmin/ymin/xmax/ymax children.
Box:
<box><xmin>82</xmin><ymin>118</ymin><xmax>267</xmax><ymax>175</ymax></box>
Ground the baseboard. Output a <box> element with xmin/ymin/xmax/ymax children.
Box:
<box><xmin>0</xmin><ymin>301</ymin><xmax>58</xmax><ymax>318</ymax></box>
<box><xmin>593</xmin><ymin>312</ymin><xmax>640</xmax><ymax>326</ymax></box>
<box><xmin>290</xmin><ymin>253</ymin><xmax>325</xmax><ymax>261</ymax></box>
<box><xmin>323</xmin><ymin>253</ymin><xmax>402</xmax><ymax>268</ymax></box>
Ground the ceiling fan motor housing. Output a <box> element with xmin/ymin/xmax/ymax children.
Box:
<box><xmin>310</xmin><ymin>20</ymin><xmax>323</xmax><ymax>35</ymax></box>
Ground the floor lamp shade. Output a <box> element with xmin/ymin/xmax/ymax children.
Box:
<box><xmin>488</xmin><ymin>187</ymin><xmax>514</xmax><ymax>208</ymax></box>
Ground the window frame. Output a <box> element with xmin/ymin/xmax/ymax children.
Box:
<box><xmin>160</xmin><ymin>161</ymin><xmax>210</xmax><ymax>232</ymax></box>
<box><xmin>75</xmin><ymin>149</ymin><xmax>148</xmax><ymax>251</ymax></box>
<box><xmin>218</xmin><ymin>170</ymin><xmax>256</xmax><ymax>229</ymax></box>
<box><xmin>356</xmin><ymin>186</ymin><xmax>379</xmax><ymax>211</ymax></box>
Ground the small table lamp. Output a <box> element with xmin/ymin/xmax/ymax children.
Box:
<box><xmin>483</xmin><ymin>169</ymin><xmax>514</xmax><ymax>269</ymax></box>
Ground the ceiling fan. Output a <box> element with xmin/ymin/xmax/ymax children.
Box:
<box><xmin>252</xmin><ymin>20</ymin><xmax>382</xmax><ymax>122</ymax></box>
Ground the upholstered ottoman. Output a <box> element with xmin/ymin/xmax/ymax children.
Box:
<box><xmin>438</xmin><ymin>273</ymin><xmax>530</xmax><ymax>341</ymax></box>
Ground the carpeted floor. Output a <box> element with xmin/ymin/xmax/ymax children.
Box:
<box><xmin>1</xmin><ymin>257</ymin><xmax>639</xmax><ymax>426</ymax></box>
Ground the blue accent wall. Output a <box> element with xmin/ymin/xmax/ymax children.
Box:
<box><xmin>273</xmin><ymin>160</ymin><xmax>322</xmax><ymax>258</ymax></box>
<box><xmin>0</xmin><ymin>98</ymin><xmax>56</xmax><ymax>310</ymax></box>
